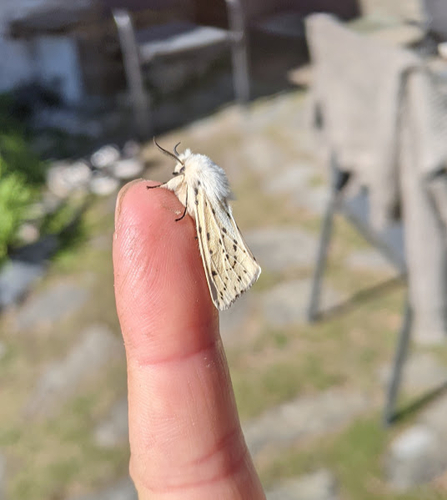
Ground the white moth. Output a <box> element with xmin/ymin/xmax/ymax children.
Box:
<box><xmin>149</xmin><ymin>140</ymin><xmax>261</xmax><ymax>311</ymax></box>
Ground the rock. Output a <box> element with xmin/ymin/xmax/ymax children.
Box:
<box><xmin>261</xmin><ymin>279</ymin><xmax>343</xmax><ymax>327</ymax></box>
<box><xmin>15</xmin><ymin>222</ymin><xmax>40</xmax><ymax>246</ymax></box>
<box><xmin>46</xmin><ymin>160</ymin><xmax>92</xmax><ymax>198</ymax></box>
<box><xmin>345</xmin><ymin>249</ymin><xmax>395</xmax><ymax>273</ymax></box>
<box><xmin>94</xmin><ymin>398</ymin><xmax>129</xmax><ymax>448</ymax></box>
<box><xmin>0</xmin><ymin>261</ymin><xmax>45</xmax><ymax>310</ymax></box>
<box><xmin>13</xmin><ymin>236</ymin><xmax>59</xmax><ymax>263</ymax></box>
<box><xmin>111</xmin><ymin>158</ymin><xmax>144</xmax><ymax>180</ymax></box>
<box><xmin>27</xmin><ymin>192</ymin><xmax>64</xmax><ymax>220</ymax></box>
<box><xmin>245</xmin><ymin>228</ymin><xmax>318</xmax><ymax>273</ymax></box>
<box><xmin>243</xmin><ymin>389</ymin><xmax>369</xmax><ymax>457</ymax></box>
<box><xmin>15</xmin><ymin>282</ymin><xmax>89</xmax><ymax>331</ymax></box>
<box><xmin>89</xmin><ymin>173</ymin><xmax>120</xmax><ymax>196</ymax></box>
<box><xmin>68</xmin><ymin>477</ymin><xmax>137</xmax><ymax>500</ymax></box>
<box><xmin>385</xmin><ymin>389</ymin><xmax>447</xmax><ymax>491</ymax></box>
<box><xmin>0</xmin><ymin>236</ymin><xmax>59</xmax><ymax>309</ymax></box>
<box><xmin>122</xmin><ymin>140</ymin><xmax>141</xmax><ymax>158</ymax></box>
<box><xmin>25</xmin><ymin>325</ymin><xmax>123</xmax><ymax>419</ymax></box>
<box><xmin>385</xmin><ymin>425</ymin><xmax>447</xmax><ymax>491</ymax></box>
<box><xmin>90</xmin><ymin>145</ymin><xmax>121</xmax><ymax>169</ymax></box>
<box><xmin>266</xmin><ymin>469</ymin><xmax>338</xmax><ymax>500</ymax></box>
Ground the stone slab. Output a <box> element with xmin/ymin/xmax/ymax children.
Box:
<box><xmin>267</xmin><ymin>469</ymin><xmax>338</xmax><ymax>500</ymax></box>
<box><xmin>24</xmin><ymin>324</ymin><xmax>123</xmax><ymax>419</ymax></box>
<box><xmin>246</xmin><ymin>228</ymin><xmax>318</xmax><ymax>273</ymax></box>
<box><xmin>261</xmin><ymin>279</ymin><xmax>343</xmax><ymax>327</ymax></box>
<box><xmin>244</xmin><ymin>389</ymin><xmax>369</xmax><ymax>457</ymax></box>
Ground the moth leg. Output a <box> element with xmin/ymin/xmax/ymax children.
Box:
<box><xmin>146</xmin><ymin>183</ymin><xmax>165</xmax><ymax>190</ymax></box>
<box><xmin>175</xmin><ymin>188</ymin><xmax>188</xmax><ymax>222</ymax></box>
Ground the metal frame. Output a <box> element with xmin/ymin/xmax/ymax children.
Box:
<box><xmin>113</xmin><ymin>10</ymin><xmax>151</xmax><ymax>137</ymax></box>
<box><xmin>226</xmin><ymin>0</ymin><xmax>250</xmax><ymax>104</ymax></box>
<box><xmin>307</xmin><ymin>153</ymin><xmax>412</xmax><ymax>426</ymax></box>
<box><xmin>113</xmin><ymin>1</ymin><xmax>249</xmax><ymax>137</ymax></box>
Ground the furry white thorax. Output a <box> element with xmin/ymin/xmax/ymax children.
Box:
<box><xmin>166</xmin><ymin>149</ymin><xmax>232</xmax><ymax>218</ymax></box>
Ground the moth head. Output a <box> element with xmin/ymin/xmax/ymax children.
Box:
<box><xmin>153</xmin><ymin>138</ymin><xmax>188</xmax><ymax>176</ymax></box>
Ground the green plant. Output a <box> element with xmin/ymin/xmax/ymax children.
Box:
<box><xmin>0</xmin><ymin>130</ymin><xmax>46</xmax><ymax>185</ymax></box>
<box><xmin>0</xmin><ymin>91</ymin><xmax>46</xmax><ymax>184</ymax></box>
<box><xmin>0</xmin><ymin>158</ymin><xmax>35</xmax><ymax>263</ymax></box>
<box><xmin>0</xmin><ymin>93</ymin><xmax>48</xmax><ymax>263</ymax></box>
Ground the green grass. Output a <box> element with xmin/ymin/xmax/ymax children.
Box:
<box><xmin>6</xmin><ymin>347</ymin><xmax>127</xmax><ymax>500</ymax></box>
<box><xmin>0</xmin><ymin>192</ymin><xmax>125</xmax><ymax>500</ymax></box>
<box><xmin>231</xmin><ymin>335</ymin><xmax>346</xmax><ymax>420</ymax></box>
<box><xmin>259</xmin><ymin>417</ymin><xmax>386</xmax><ymax>494</ymax></box>
<box><xmin>260</xmin><ymin>416</ymin><xmax>447</xmax><ymax>499</ymax></box>
<box><xmin>2</xmin><ymin>93</ymin><xmax>447</xmax><ymax>499</ymax></box>
<box><xmin>9</xmin><ymin>390</ymin><xmax>129</xmax><ymax>500</ymax></box>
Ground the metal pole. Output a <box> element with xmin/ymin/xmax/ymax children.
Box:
<box><xmin>383</xmin><ymin>298</ymin><xmax>412</xmax><ymax>426</ymax></box>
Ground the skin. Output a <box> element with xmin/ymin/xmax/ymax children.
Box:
<box><xmin>113</xmin><ymin>179</ymin><xmax>266</xmax><ymax>500</ymax></box>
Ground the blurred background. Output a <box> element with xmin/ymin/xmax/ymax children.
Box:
<box><xmin>2</xmin><ymin>0</ymin><xmax>447</xmax><ymax>498</ymax></box>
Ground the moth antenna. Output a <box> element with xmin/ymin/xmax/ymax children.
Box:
<box><xmin>173</xmin><ymin>142</ymin><xmax>182</xmax><ymax>157</ymax></box>
<box><xmin>153</xmin><ymin>137</ymin><xmax>184</xmax><ymax>166</ymax></box>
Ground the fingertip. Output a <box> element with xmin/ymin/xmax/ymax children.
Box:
<box><xmin>114</xmin><ymin>179</ymin><xmax>182</xmax><ymax>233</ymax></box>
<box><xmin>113</xmin><ymin>178</ymin><xmax>217</xmax><ymax>364</ymax></box>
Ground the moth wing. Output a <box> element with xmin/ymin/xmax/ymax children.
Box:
<box><xmin>192</xmin><ymin>184</ymin><xmax>261</xmax><ymax>311</ymax></box>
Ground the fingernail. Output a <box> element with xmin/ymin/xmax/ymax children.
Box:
<box><xmin>115</xmin><ymin>179</ymin><xmax>145</xmax><ymax>230</ymax></box>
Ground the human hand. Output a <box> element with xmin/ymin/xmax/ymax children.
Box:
<box><xmin>113</xmin><ymin>180</ymin><xmax>265</xmax><ymax>499</ymax></box>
